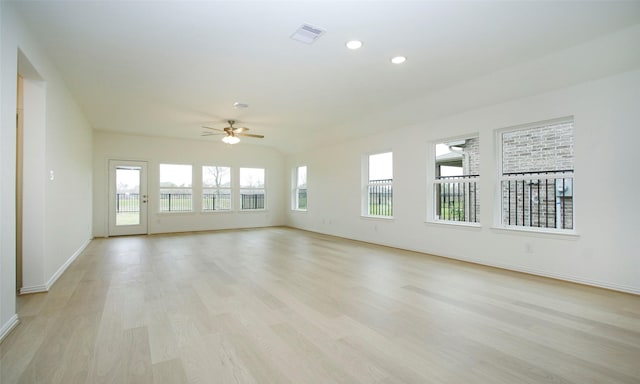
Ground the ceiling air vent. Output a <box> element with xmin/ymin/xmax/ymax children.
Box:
<box><xmin>290</xmin><ymin>24</ymin><xmax>326</xmax><ymax>44</ymax></box>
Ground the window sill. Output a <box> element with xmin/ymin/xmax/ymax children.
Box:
<box><xmin>491</xmin><ymin>225</ymin><xmax>579</xmax><ymax>239</ymax></box>
<box><xmin>425</xmin><ymin>220</ymin><xmax>481</xmax><ymax>229</ymax></box>
<box><xmin>157</xmin><ymin>211</ymin><xmax>195</xmax><ymax>215</ymax></box>
<box><xmin>291</xmin><ymin>209</ymin><xmax>308</xmax><ymax>213</ymax></box>
<box><xmin>201</xmin><ymin>210</ymin><xmax>233</xmax><ymax>214</ymax></box>
<box><xmin>239</xmin><ymin>209</ymin><xmax>268</xmax><ymax>213</ymax></box>
<box><xmin>360</xmin><ymin>215</ymin><xmax>394</xmax><ymax>221</ymax></box>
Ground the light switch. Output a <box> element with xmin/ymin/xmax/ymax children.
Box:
<box><xmin>49</xmin><ymin>170</ymin><xmax>55</xmax><ymax>181</ymax></box>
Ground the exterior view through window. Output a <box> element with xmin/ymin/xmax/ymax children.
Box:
<box><xmin>366</xmin><ymin>152</ymin><xmax>393</xmax><ymax>217</ymax></box>
<box><xmin>500</xmin><ymin>119</ymin><xmax>574</xmax><ymax>230</ymax></box>
<box><xmin>159</xmin><ymin>164</ymin><xmax>193</xmax><ymax>212</ymax></box>
<box><xmin>240</xmin><ymin>168</ymin><xmax>265</xmax><ymax>210</ymax></box>
<box><xmin>294</xmin><ymin>166</ymin><xmax>307</xmax><ymax>210</ymax></box>
<box><xmin>203</xmin><ymin>166</ymin><xmax>231</xmax><ymax>211</ymax></box>
<box><xmin>434</xmin><ymin>137</ymin><xmax>480</xmax><ymax>223</ymax></box>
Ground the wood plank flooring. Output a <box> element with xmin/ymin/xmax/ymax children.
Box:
<box><xmin>1</xmin><ymin>227</ymin><xmax>639</xmax><ymax>383</ymax></box>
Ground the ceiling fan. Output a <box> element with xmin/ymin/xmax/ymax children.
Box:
<box><xmin>201</xmin><ymin>120</ymin><xmax>264</xmax><ymax>144</ymax></box>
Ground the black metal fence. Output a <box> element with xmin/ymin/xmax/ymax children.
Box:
<box><xmin>435</xmin><ymin>175</ymin><xmax>479</xmax><ymax>223</ymax></box>
<box><xmin>501</xmin><ymin>170</ymin><xmax>573</xmax><ymax>229</ymax></box>
<box><xmin>368</xmin><ymin>179</ymin><xmax>393</xmax><ymax>216</ymax></box>
<box><xmin>116</xmin><ymin>193</ymin><xmax>140</xmax><ymax>212</ymax></box>
<box><xmin>241</xmin><ymin>194</ymin><xmax>265</xmax><ymax>210</ymax></box>
<box><xmin>118</xmin><ymin>192</ymin><xmax>265</xmax><ymax>211</ymax></box>
<box><xmin>160</xmin><ymin>193</ymin><xmax>193</xmax><ymax>212</ymax></box>
<box><xmin>203</xmin><ymin>192</ymin><xmax>232</xmax><ymax>211</ymax></box>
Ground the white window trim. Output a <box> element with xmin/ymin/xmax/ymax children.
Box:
<box><xmin>494</xmin><ymin>117</ymin><xmax>576</xmax><ymax>234</ymax></box>
<box><xmin>427</xmin><ymin>135</ymin><xmax>481</xmax><ymax>226</ymax></box>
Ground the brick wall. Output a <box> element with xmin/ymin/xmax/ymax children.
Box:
<box><xmin>463</xmin><ymin>137</ymin><xmax>480</xmax><ymax>222</ymax></box>
<box><xmin>502</xmin><ymin>121</ymin><xmax>574</xmax><ymax>174</ymax></box>
<box><xmin>464</xmin><ymin>137</ymin><xmax>480</xmax><ymax>176</ymax></box>
<box><xmin>500</xmin><ymin>121</ymin><xmax>574</xmax><ymax>229</ymax></box>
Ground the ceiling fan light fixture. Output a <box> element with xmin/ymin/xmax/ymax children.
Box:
<box><xmin>202</xmin><ymin>120</ymin><xmax>263</xmax><ymax>143</ymax></box>
<box><xmin>222</xmin><ymin>135</ymin><xmax>240</xmax><ymax>145</ymax></box>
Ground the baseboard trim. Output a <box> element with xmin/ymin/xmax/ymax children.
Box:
<box><xmin>20</xmin><ymin>285</ymin><xmax>47</xmax><ymax>294</ymax></box>
<box><xmin>45</xmin><ymin>238</ymin><xmax>92</xmax><ymax>291</ymax></box>
<box><xmin>18</xmin><ymin>238</ymin><xmax>92</xmax><ymax>295</ymax></box>
<box><xmin>436</xmin><ymin>253</ymin><xmax>640</xmax><ymax>296</ymax></box>
<box><xmin>0</xmin><ymin>315</ymin><xmax>19</xmax><ymax>343</ymax></box>
<box><xmin>287</xmin><ymin>226</ymin><xmax>640</xmax><ymax>296</ymax></box>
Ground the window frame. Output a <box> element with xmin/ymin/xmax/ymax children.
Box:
<box><xmin>292</xmin><ymin>165</ymin><xmax>308</xmax><ymax>211</ymax></box>
<box><xmin>429</xmin><ymin>135</ymin><xmax>481</xmax><ymax>226</ymax></box>
<box><xmin>159</xmin><ymin>163</ymin><xmax>194</xmax><ymax>213</ymax></box>
<box><xmin>495</xmin><ymin>117</ymin><xmax>575</xmax><ymax>234</ymax></box>
<box><xmin>362</xmin><ymin>151</ymin><xmax>393</xmax><ymax>218</ymax></box>
<box><xmin>239</xmin><ymin>167</ymin><xmax>266</xmax><ymax>211</ymax></box>
<box><xmin>202</xmin><ymin>165</ymin><xmax>232</xmax><ymax>212</ymax></box>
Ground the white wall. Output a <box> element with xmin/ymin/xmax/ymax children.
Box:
<box><xmin>93</xmin><ymin>132</ymin><xmax>286</xmax><ymax>236</ymax></box>
<box><xmin>285</xmin><ymin>68</ymin><xmax>640</xmax><ymax>294</ymax></box>
<box><xmin>0</xmin><ymin>3</ymin><xmax>93</xmax><ymax>339</ymax></box>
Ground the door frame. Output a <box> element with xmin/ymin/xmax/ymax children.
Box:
<box><xmin>108</xmin><ymin>160</ymin><xmax>149</xmax><ymax>236</ymax></box>
<box><xmin>16</xmin><ymin>75</ymin><xmax>23</xmax><ymax>291</ymax></box>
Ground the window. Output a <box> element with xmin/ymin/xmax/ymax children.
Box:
<box><xmin>240</xmin><ymin>168</ymin><xmax>265</xmax><ymax>210</ymax></box>
<box><xmin>499</xmin><ymin>119</ymin><xmax>574</xmax><ymax>230</ymax></box>
<box><xmin>203</xmin><ymin>166</ymin><xmax>231</xmax><ymax>211</ymax></box>
<box><xmin>365</xmin><ymin>152</ymin><xmax>393</xmax><ymax>217</ymax></box>
<box><xmin>434</xmin><ymin>137</ymin><xmax>480</xmax><ymax>223</ymax></box>
<box><xmin>293</xmin><ymin>166</ymin><xmax>307</xmax><ymax>211</ymax></box>
<box><xmin>159</xmin><ymin>164</ymin><xmax>192</xmax><ymax>212</ymax></box>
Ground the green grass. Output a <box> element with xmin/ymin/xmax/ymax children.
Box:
<box><xmin>369</xmin><ymin>203</ymin><xmax>393</xmax><ymax>217</ymax></box>
<box><xmin>116</xmin><ymin>212</ymin><xmax>140</xmax><ymax>226</ymax></box>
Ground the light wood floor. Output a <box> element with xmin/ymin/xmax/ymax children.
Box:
<box><xmin>1</xmin><ymin>227</ymin><xmax>639</xmax><ymax>383</ymax></box>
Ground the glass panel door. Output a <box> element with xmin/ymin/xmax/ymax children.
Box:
<box><xmin>109</xmin><ymin>160</ymin><xmax>148</xmax><ymax>236</ymax></box>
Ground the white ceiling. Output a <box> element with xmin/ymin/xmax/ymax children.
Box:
<box><xmin>12</xmin><ymin>1</ymin><xmax>640</xmax><ymax>153</ymax></box>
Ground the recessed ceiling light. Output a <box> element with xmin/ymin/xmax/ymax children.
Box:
<box><xmin>391</xmin><ymin>56</ymin><xmax>406</xmax><ymax>64</ymax></box>
<box><xmin>346</xmin><ymin>40</ymin><xmax>363</xmax><ymax>50</ymax></box>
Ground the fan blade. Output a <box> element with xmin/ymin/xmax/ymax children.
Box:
<box><xmin>201</xmin><ymin>132</ymin><xmax>224</xmax><ymax>136</ymax></box>
<box><xmin>237</xmin><ymin>133</ymin><xmax>264</xmax><ymax>138</ymax></box>
<box><xmin>232</xmin><ymin>127</ymin><xmax>248</xmax><ymax>133</ymax></box>
<box><xmin>202</xmin><ymin>126</ymin><xmax>225</xmax><ymax>132</ymax></box>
